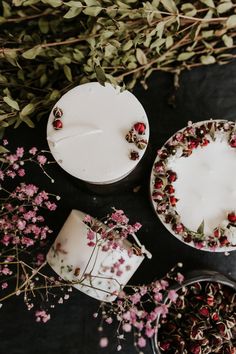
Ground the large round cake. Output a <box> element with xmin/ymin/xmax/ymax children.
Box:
<box><xmin>150</xmin><ymin>120</ymin><xmax>236</xmax><ymax>252</ymax></box>
<box><xmin>47</xmin><ymin>82</ymin><xmax>149</xmax><ymax>184</ymax></box>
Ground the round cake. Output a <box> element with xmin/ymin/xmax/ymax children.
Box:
<box><xmin>150</xmin><ymin>120</ymin><xmax>236</xmax><ymax>252</ymax></box>
<box><xmin>47</xmin><ymin>82</ymin><xmax>149</xmax><ymax>184</ymax></box>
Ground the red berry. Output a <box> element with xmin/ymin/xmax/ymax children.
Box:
<box><xmin>169</xmin><ymin>196</ymin><xmax>178</xmax><ymax>206</ymax></box>
<box><xmin>213</xmin><ymin>228</ymin><xmax>221</xmax><ymax>238</ymax></box>
<box><xmin>201</xmin><ymin>138</ymin><xmax>210</xmax><ymax>147</ymax></box>
<box><xmin>154</xmin><ymin>161</ymin><xmax>164</xmax><ymax>173</ymax></box>
<box><xmin>219</xmin><ymin>236</ymin><xmax>229</xmax><ymax>246</ymax></box>
<box><xmin>152</xmin><ymin>191</ymin><xmax>164</xmax><ymax>201</ymax></box>
<box><xmin>198</xmin><ymin>306</ymin><xmax>209</xmax><ymax>317</ymax></box>
<box><xmin>130</xmin><ymin>150</ymin><xmax>139</xmax><ymax>161</ymax></box>
<box><xmin>188</xmin><ymin>138</ymin><xmax>199</xmax><ymax>150</ymax></box>
<box><xmin>212</xmin><ymin>313</ymin><xmax>219</xmax><ymax>321</ymax></box>
<box><xmin>173</xmin><ymin>223</ymin><xmax>184</xmax><ymax>234</ymax></box>
<box><xmin>154</xmin><ymin>178</ymin><xmax>163</xmax><ymax>189</ymax></box>
<box><xmin>167</xmin><ymin>170</ymin><xmax>177</xmax><ymax>183</ymax></box>
<box><xmin>228</xmin><ymin>212</ymin><xmax>236</xmax><ymax>223</ymax></box>
<box><xmin>165</xmin><ymin>185</ymin><xmax>175</xmax><ymax>194</ymax></box>
<box><xmin>230</xmin><ymin>139</ymin><xmax>236</xmax><ymax>148</ymax></box>
<box><xmin>53</xmin><ymin>119</ymin><xmax>63</xmax><ymax>130</ymax></box>
<box><xmin>53</xmin><ymin>107</ymin><xmax>63</xmax><ymax>118</ymax></box>
<box><xmin>133</xmin><ymin>122</ymin><xmax>146</xmax><ymax>135</ymax></box>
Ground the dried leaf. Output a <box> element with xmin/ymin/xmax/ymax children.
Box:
<box><xmin>63</xmin><ymin>65</ymin><xmax>72</xmax><ymax>82</ymax></box>
<box><xmin>197</xmin><ymin>220</ymin><xmax>205</xmax><ymax>234</ymax></box>
<box><xmin>160</xmin><ymin>0</ymin><xmax>178</xmax><ymax>13</ymax></box>
<box><xmin>3</xmin><ymin>96</ymin><xmax>20</xmax><ymax>111</ymax></box>
<box><xmin>64</xmin><ymin>7</ymin><xmax>82</xmax><ymax>18</ymax></box>
<box><xmin>21</xmin><ymin>103</ymin><xmax>35</xmax><ymax>116</ymax></box>
<box><xmin>226</xmin><ymin>15</ymin><xmax>236</xmax><ymax>28</ymax></box>
<box><xmin>83</xmin><ymin>6</ymin><xmax>102</xmax><ymax>17</ymax></box>
<box><xmin>217</xmin><ymin>2</ymin><xmax>232</xmax><ymax>14</ymax></box>
<box><xmin>136</xmin><ymin>48</ymin><xmax>148</xmax><ymax>65</ymax></box>
<box><xmin>95</xmin><ymin>65</ymin><xmax>106</xmax><ymax>86</ymax></box>
<box><xmin>222</xmin><ymin>34</ymin><xmax>233</xmax><ymax>48</ymax></box>
<box><xmin>200</xmin><ymin>0</ymin><xmax>215</xmax><ymax>8</ymax></box>
<box><xmin>200</xmin><ymin>55</ymin><xmax>216</xmax><ymax>64</ymax></box>
<box><xmin>177</xmin><ymin>52</ymin><xmax>195</xmax><ymax>61</ymax></box>
<box><xmin>22</xmin><ymin>46</ymin><xmax>42</xmax><ymax>60</ymax></box>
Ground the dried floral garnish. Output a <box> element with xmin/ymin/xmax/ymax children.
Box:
<box><xmin>158</xmin><ymin>281</ymin><xmax>236</xmax><ymax>354</ymax></box>
<box><xmin>151</xmin><ymin>120</ymin><xmax>236</xmax><ymax>250</ymax></box>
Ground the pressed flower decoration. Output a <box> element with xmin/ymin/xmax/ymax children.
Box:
<box><xmin>151</xmin><ymin>120</ymin><xmax>236</xmax><ymax>251</ymax></box>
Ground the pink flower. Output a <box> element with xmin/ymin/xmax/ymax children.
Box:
<box><xmin>1</xmin><ymin>267</ymin><xmax>12</xmax><ymax>275</ymax></box>
<box><xmin>21</xmin><ymin>237</ymin><xmax>34</xmax><ymax>247</ymax></box>
<box><xmin>6</xmin><ymin>170</ymin><xmax>16</xmax><ymax>178</ymax></box>
<box><xmin>18</xmin><ymin>169</ymin><xmax>25</xmax><ymax>177</ymax></box>
<box><xmin>35</xmin><ymin>310</ymin><xmax>50</xmax><ymax>323</ymax></box>
<box><xmin>24</xmin><ymin>184</ymin><xmax>38</xmax><ymax>197</ymax></box>
<box><xmin>2</xmin><ymin>282</ymin><xmax>8</xmax><ymax>289</ymax></box>
<box><xmin>37</xmin><ymin>155</ymin><xmax>47</xmax><ymax>165</ymax></box>
<box><xmin>167</xmin><ymin>289</ymin><xmax>178</xmax><ymax>303</ymax></box>
<box><xmin>87</xmin><ymin>241</ymin><xmax>95</xmax><ymax>247</ymax></box>
<box><xmin>154</xmin><ymin>292</ymin><xmax>163</xmax><ymax>302</ymax></box>
<box><xmin>145</xmin><ymin>326</ymin><xmax>155</xmax><ymax>338</ymax></box>
<box><xmin>87</xmin><ymin>230</ymin><xmax>95</xmax><ymax>240</ymax></box>
<box><xmin>17</xmin><ymin>219</ymin><xmax>26</xmax><ymax>230</ymax></box>
<box><xmin>45</xmin><ymin>201</ymin><xmax>57</xmax><ymax>211</ymax></box>
<box><xmin>29</xmin><ymin>147</ymin><xmax>37</xmax><ymax>155</ymax></box>
<box><xmin>133</xmin><ymin>222</ymin><xmax>142</xmax><ymax>231</ymax></box>
<box><xmin>16</xmin><ymin>147</ymin><xmax>24</xmax><ymax>158</ymax></box>
<box><xmin>110</xmin><ymin>209</ymin><xmax>129</xmax><ymax>224</ymax></box>
<box><xmin>99</xmin><ymin>337</ymin><xmax>108</xmax><ymax>348</ymax></box>
<box><xmin>83</xmin><ymin>215</ymin><xmax>92</xmax><ymax>223</ymax></box>
<box><xmin>137</xmin><ymin>337</ymin><xmax>146</xmax><ymax>348</ymax></box>
<box><xmin>122</xmin><ymin>323</ymin><xmax>132</xmax><ymax>332</ymax></box>
<box><xmin>131</xmin><ymin>292</ymin><xmax>141</xmax><ymax>304</ymax></box>
<box><xmin>23</xmin><ymin>210</ymin><xmax>36</xmax><ymax>221</ymax></box>
<box><xmin>1</xmin><ymin>234</ymin><xmax>11</xmax><ymax>246</ymax></box>
<box><xmin>105</xmin><ymin>317</ymin><xmax>113</xmax><ymax>324</ymax></box>
<box><xmin>3</xmin><ymin>139</ymin><xmax>8</xmax><ymax>146</ymax></box>
<box><xmin>176</xmin><ymin>272</ymin><xmax>184</xmax><ymax>283</ymax></box>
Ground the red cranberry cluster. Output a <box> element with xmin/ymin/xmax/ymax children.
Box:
<box><xmin>126</xmin><ymin>122</ymin><xmax>147</xmax><ymax>160</ymax></box>
<box><xmin>52</xmin><ymin>107</ymin><xmax>63</xmax><ymax>130</ymax></box>
<box><xmin>158</xmin><ymin>281</ymin><xmax>236</xmax><ymax>354</ymax></box>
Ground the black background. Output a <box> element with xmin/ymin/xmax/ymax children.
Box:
<box><xmin>1</xmin><ymin>61</ymin><xmax>236</xmax><ymax>354</ymax></box>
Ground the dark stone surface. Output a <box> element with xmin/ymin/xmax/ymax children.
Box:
<box><xmin>1</xmin><ymin>60</ymin><xmax>236</xmax><ymax>354</ymax></box>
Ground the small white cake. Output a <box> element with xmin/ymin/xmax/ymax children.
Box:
<box><xmin>47</xmin><ymin>210</ymin><xmax>145</xmax><ymax>302</ymax></box>
<box><xmin>150</xmin><ymin>120</ymin><xmax>236</xmax><ymax>252</ymax></box>
<box><xmin>47</xmin><ymin>82</ymin><xmax>149</xmax><ymax>184</ymax></box>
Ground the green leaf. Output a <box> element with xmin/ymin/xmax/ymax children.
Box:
<box><xmin>2</xmin><ymin>1</ymin><xmax>11</xmax><ymax>18</ymax></box>
<box><xmin>21</xmin><ymin>116</ymin><xmax>35</xmax><ymax>128</ymax></box>
<box><xmin>3</xmin><ymin>96</ymin><xmax>20</xmax><ymax>111</ymax></box>
<box><xmin>95</xmin><ymin>65</ymin><xmax>106</xmax><ymax>86</ymax></box>
<box><xmin>83</xmin><ymin>6</ymin><xmax>102</xmax><ymax>16</ymax></box>
<box><xmin>160</xmin><ymin>0</ymin><xmax>178</xmax><ymax>13</ymax></box>
<box><xmin>136</xmin><ymin>48</ymin><xmax>148</xmax><ymax>65</ymax></box>
<box><xmin>63</xmin><ymin>65</ymin><xmax>72</xmax><ymax>82</ymax></box>
<box><xmin>64</xmin><ymin>7</ymin><xmax>82</xmax><ymax>18</ymax></box>
<box><xmin>223</xmin><ymin>34</ymin><xmax>233</xmax><ymax>48</ymax></box>
<box><xmin>41</xmin><ymin>0</ymin><xmax>62</xmax><ymax>7</ymax></box>
<box><xmin>197</xmin><ymin>220</ymin><xmax>205</xmax><ymax>234</ymax></box>
<box><xmin>22</xmin><ymin>46</ymin><xmax>42</xmax><ymax>60</ymax></box>
<box><xmin>200</xmin><ymin>0</ymin><xmax>215</xmax><ymax>8</ymax></box>
<box><xmin>226</xmin><ymin>15</ymin><xmax>236</xmax><ymax>28</ymax></box>
<box><xmin>200</xmin><ymin>55</ymin><xmax>216</xmax><ymax>65</ymax></box>
<box><xmin>217</xmin><ymin>2</ymin><xmax>232</xmax><ymax>14</ymax></box>
<box><xmin>66</xmin><ymin>0</ymin><xmax>82</xmax><ymax>7</ymax></box>
<box><xmin>181</xmin><ymin>3</ymin><xmax>197</xmax><ymax>17</ymax></box>
<box><xmin>0</xmin><ymin>146</ymin><xmax>9</xmax><ymax>154</ymax></box>
<box><xmin>21</xmin><ymin>103</ymin><xmax>35</xmax><ymax>116</ymax></box>
<box><xmin>84</xmin><ymin>0</ymin><xmax>100</xmax><ymax>5</ymax></box>
<box><xmin>38</xmin><ymin>17</ymin><xmax>49</xmax><ymax>34</ymax></box>
<box><xmin>165</xmin><ymin>36</ymin><xmax>173</xmax><ymax>49</ymax></box>
<box><xmin>123</xmin><ymin>40</ymin><xmax>133</xmax><ymax>51</ymax></box>
<box><xmin>177</xmin><ymin>52</ymin><xmax>195</xmax><ymax>61</ymax></box>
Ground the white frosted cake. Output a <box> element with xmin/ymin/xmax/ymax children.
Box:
<box><xmin>47</xmin><ymin>82</ymin><xmax>149</xmax><ymax>184</ymax></box>
<box><xmin>150</xmin><ymin>120</ymin><xmax>236</xmax><ymax>252</ymax></box>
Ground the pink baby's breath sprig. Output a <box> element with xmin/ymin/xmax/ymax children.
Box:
<box><xmin>95</xmin><ymin>264</ymin><xmax>184</xmax><ymax>352</ymax></box>
<box><xmin>0</xmin><ymin>143</ymin><xmax>64</xmax><ymax>317</ymax></box>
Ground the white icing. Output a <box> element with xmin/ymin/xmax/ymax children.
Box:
<box><xmin>47</xmin><ymin>82</ymin><xmax>149</xmax><ymax>184</ymax></box>
<box><xmin>46</xmin><ymin>210</ymin><xmax>144</xmax><ymax>302</ymax></box>
<box><xmin>169</xmin><ymin>139</ymin><xmax>236</xmax><ymax>235</ymax></box>
<box><xmin>225</xmin><ymin>226</ymin><xmax>236</xmax><ymax>245</ymax></box>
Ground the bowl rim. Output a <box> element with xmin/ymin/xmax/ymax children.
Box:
<box><xmin>151</xmin><ymin>269</ymin><xmax>236</xmax><ymax>354</ymax></box>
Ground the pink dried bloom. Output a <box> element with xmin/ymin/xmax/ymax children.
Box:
<box><xmin>45</xmin><ymin>201</ymin><xmax>57</xmax><ymax>211</ymax></box>
<box><xmin>16</xmin><ymin>147</ymin><xmax>24</xmax><ymax>158</ymax></box>
<box><xmin>99</xmin><ymin>337</ymin><xmax>108</xmax><ymax>348</ymax></box>
<box><xmin>35</xmin><ymin>310</ymin><xmax>51</xmax><ymax>323</ymax></box>
<box><xmin>18</xmin><ymin>169</ymin><xmax>25</xmax><ymax>177</ymax></box>
<box><xmin>29</xmin><ymin>147</ymin><xmax>37</xmax><ymax>155</ymax></box>
<box><xmin>137</xmin><ymin>337</ymin><xmax>146</xmax><ymax>348</ymax></box>
<box><xmin>167</xmin><ymin>289</ymin><xmax>178</xmax><ymax>303</ymax></box>
<box><xmin>37</xmin><ymin>155</ymin><xmax>47</xmax><ymax>165</ymax></box>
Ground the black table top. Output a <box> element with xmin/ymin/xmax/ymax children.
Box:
<box><xmin>1</xmin><ymin>60</ymin><xmax>236</xmax><ymax>354</ymax></box>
